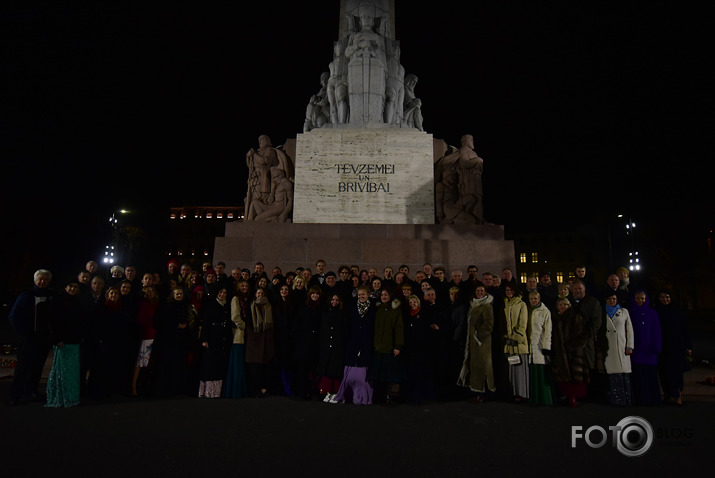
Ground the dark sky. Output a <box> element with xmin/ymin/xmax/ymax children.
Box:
<box><xmin>2</xmin><ymin>1</ymin><xmax>712</xmax><ymax>280</ymax></box>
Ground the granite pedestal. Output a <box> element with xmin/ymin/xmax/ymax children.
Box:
<box><xmin>214</xmin><ymin>221</ymin><xmax>515</xmax><ymax>277</ymax></box>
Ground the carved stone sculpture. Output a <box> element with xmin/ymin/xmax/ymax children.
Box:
<box><xmin>403</xmin><ymin>73</ymin><xmax>423</xmax><ymax>131</ymax></box>
<box><xmin>345</xmin><ymin>5</ymin><xmax>388</xmax><ymax>124</ymax></box>
<box><xmin>305</xmin><ymin>0</ymin><xmax>421</xmax><ymax>130</ymax></box>
<box><xmin>434</xmin><ymin>134</ymin><xmax>484</xmax><ymax>224</ymax></box>
<box><xmin>303</xmin><ymin>72</ymin><xmax>331</xmax><ymax>132</ymax></box>
<box><xmin>245</xmin><ymin>135</ymin><xmax>294</xmax><ymax>222</ymax></box>
<box><xmin>327</xmin><ymin>39</ymin><xmax>350</xmax><ymax>124</ymax></box>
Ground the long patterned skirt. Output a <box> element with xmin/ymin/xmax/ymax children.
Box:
<box><xmin>45</xmin><ymin>344</ymin><xmax>80</xmax><ymax>408</ymax></box>
<box><xmin>224</xmin><ymin>344</ymin><xmax>247</xmax><ymax>399</ymax></box>
<box><xmin>607</xmin><ymin>373</ymin><xmax>633</xmax><ymax>407</ymax></box>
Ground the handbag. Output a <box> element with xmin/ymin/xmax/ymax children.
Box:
<box><xmin>507</xmin><ymin>354</ymin><xmax>521</xmax><ymax>365</ymax></box>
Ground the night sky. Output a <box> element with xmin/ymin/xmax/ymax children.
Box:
<box><xmin>2</xmin><ymin>1</ymin><xmax>712</xmax><ymax>285</ymax></box>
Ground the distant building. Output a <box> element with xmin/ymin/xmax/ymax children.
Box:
<box><xmin>507</xmin><ymin>224</ymin><xmax>609</xmax><ymax>286</ymax></box>
<box><xmin>164</xmin><ymin>206</ymin><xmax>244</xmax><ymax>268</ymax></box>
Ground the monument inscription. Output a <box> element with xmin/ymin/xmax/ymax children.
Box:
<box><xmin>292</xmin><ymin>128</ymin><xmax>434</xmax><ymax>224</ymax></box>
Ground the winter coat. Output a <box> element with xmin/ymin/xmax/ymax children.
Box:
<box><xmin>373</xmin><ymin>298</ymin><xmax>404</xmax><ymax>354</ymax></box>
<box><xmin>315</xmin><ymin>304</ymin><xmax>347</xmax><ymax>378</ymax></box>
<box><xmin>630</xmin><ymin>299</ymin><xmax>662</xmax><ymax>366</ymax></box>
<box><xmin>458</xmin><ymin>295</ymin><xmax>495</xmax><ymax>392</ymax></box>
<box><xmin>528</xmin><ymin>303</ymin><xmax>552</xmax><ymax>365</ymax></box>
<box><xmin>503</xmin><ymin>296</ymin><xmax>528</xmax><ymax>355</ymax></box>
<box><xmin>230</xmin><ymin>295</ymin><xmax>249</xmax><ymax>345</ymax></box>
<box><xmin>603</xmin><ymin>307</ymin><xmax>634</xmax><ymax>374</ymax></box>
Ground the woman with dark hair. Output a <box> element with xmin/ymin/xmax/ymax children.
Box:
<box><xmin>292</xmin><ymin>285</ymin><xmax>322</xmax><ymax>400</ymax></box>
<box><xmin>655</xmin><ymin>289</ymin><xmax>692</xmax><ymax>405</ymax></box>
<box><xmin>88</xmin><ymin>286</ymin><xmax>134</xmax><ymax>399</ymax></box>
<box><xmin>331</xmin><ymin>285</ymin><xmax>376</xmax><ymax>405</ymax></box>
<box><xmin>402</xmin><ymin>294</ymin><xmax>438</xmax><ymax>405</ymax></box>
<box><xmin>551</xmin><ymin>297</ymin><xmax>590</xmax><ymax>408</ymax></box>
<box><xmin>369</xmin><ymin>277</ymin><xmax>383</xmax><ymax>303</ymax></box>
<box><xmin>316</xmin><ymin>293</ymin><xmax>347</xmax><ymax>402</ymax></box>
<box><xmin>152</xmin><ymin>286</ymin><xmax>196</xmax><ymax>397</ymax></box>
<box><xmin>198</xmin><ymin>288</ymin><xmax>232</xmax><ymax>398</ymax></box>
<box><xmin>503</xmin><ymin>283</ymin><xmax>529</xmax><ymax>402</ymax></box>
<box><xmin>131</xmin><ymin>285</ymin><xmax>160</xmax><ymax>397</ymax></box>
<box><xmin>369</xmin><ymin>288</ymin><xmax>404</xmax><ymax>405</ymax></box>
<box><xmin>274</xmin><ymin>283</ymin><xmax>296</xmax><ymax>396</ymax></box>
<box><xmin>225</xmin><ymin>280</ymin><xmax>250</xmax><ymax>399</ymax></box>
<box><xmin>45</xmin><ymin>280</ymin><xmax>83</xmax><ymax>408</ymax></box>
<box><xmin>600</xmin><ymin>290</ymin><xmax>634</xmax><ymax>406</ymax></box>
<box><xmin>245</xmin><ymin>287</ymin><xmax>275</xmax><ymax>398</ymax></box>
<box><xmin>527</xmin><ymin>290</ymin><xmax>553</xmax><ymax>405</ymax></box>
<box><xmin>629</xmin><ymin>290</ymin><xmax>662</xmax><ymax>406</ymax></box>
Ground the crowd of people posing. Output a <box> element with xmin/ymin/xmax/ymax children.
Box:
<box><xmin>7</xmin><ymin>258</ymin><xmax>692</xmax><ymax>410</ymax></box>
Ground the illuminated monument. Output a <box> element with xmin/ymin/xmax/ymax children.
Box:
<box><xmin>214</xmin><ymin>0</ymin><xmax>515</xmax><ymax>274</ymax></box>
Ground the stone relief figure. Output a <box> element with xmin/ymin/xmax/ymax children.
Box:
<box><xmin>344</xmin><ymin>5</ymin><xmax>388</xmax><ymax>123</ymax></box>
<box><xmin>327</xmin><ymin>40</ymin><xmax>350</xmax><ymax>124</ymax></box>
<box><xmin>245</xmin><ymin>135</ymin><xmax>294</xmax><ymax>222</ymax></box>
<box><xmin>384</xmin><ymin>39</ymin><xmax>404</xmax><ymax>125</ymax></box>
<box><xmin>403</xmin><ymin>73</ymin><xmax>424</xmax><ymax>131</ymax></box>
<box><xmin>434</xmin><ymin>134</ymin><xmax>484</xmax><ymax>224</ymax></box>
<box><xmin>304</xmin><ymin>72</ymin><xmax>331</xmax><ymax>132</ymax></box>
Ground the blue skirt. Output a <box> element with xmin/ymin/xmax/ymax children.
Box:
<box><xmin>45</xmin><ymin>344</ymin><xmax>80</xmax><ymax>408</ymax></box>
<box><xmin>224</xmin><ymin>344</ymin><xmax>248</xmax><ymax>398</ymax></box>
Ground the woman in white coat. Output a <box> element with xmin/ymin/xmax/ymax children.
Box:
<box><xmin>601</xmin><ymin>291</ymin><xmax>634</xmax><ymax>406</ymax></box>
<box><xmin>527</xmin><ymin>291</ymin><xmax>553</xmax><ymax>405</ymax></box>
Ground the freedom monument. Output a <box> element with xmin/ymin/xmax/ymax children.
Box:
<box><xmin>214</xmin><ymin>0</ymin><xmax>515</xmax><ymax>274</ymax></box>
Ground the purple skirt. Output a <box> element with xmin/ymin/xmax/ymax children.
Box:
<box><xmin>333</xmin><ymin>366</ymin><xmax>373</xmax><ymax>405</ymax></box>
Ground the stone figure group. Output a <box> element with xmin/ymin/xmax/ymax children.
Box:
<box><xmin>245</xmin><ymin>135</ymin><xmax>294</xmax><ymax>223</ymax></box>
<box><xmin>303</xmin><ymin>1</ymin><xmax>423</xmax><ymax>131</ymax></box>
<box><xmin>434</xmin><ymin>134</ymin><xmax>485</xmax><ymax>224</ymax></box>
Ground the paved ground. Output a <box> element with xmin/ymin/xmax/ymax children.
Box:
<box><xmin>2</xmin><ymin>312</ymin><xmax>713</xmax><ymax>478</ymax></box>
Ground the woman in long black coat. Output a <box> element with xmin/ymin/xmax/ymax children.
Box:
<box><xmin>654</xmin><ymin>289</ymin><xmax>692</xmax><ymax>405</ymax></box>
<box><xmin>198</xmin><ymin>288</ymin><xmax>232</xmax><ymax>398</ymax></box>
<box><xmin>315</xmin><ymin>293</ymin><xmax>347</xmax><ymax>401</ymax></box>
<box><xmin>151</xmin><ymin>287</ymin><xmax>195</xmax><ymax>397</ymax></box>
<box><xmin>291</xmin><ymin>285</ymin><xmax>322</xmax><ymax>400</ymax></box>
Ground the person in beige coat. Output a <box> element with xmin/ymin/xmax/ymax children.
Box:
<box><xmin>225</xmin><ymin>280</ymin><xmax>249</xmax><ymax>398</ymax></box>
<box><xmin>458</xmin><ymin>285</ymin><xmax>495</xmax><ymax>402</ymax></box>
<box><xmin>503</xmin><ymin>284</ymin><xmax>529</xmax><ymax>402</ymax></box>
<box><xmin>602</xmin><ymin>291</ymin><xmax>634</xmax><ymax>406</ymax></box>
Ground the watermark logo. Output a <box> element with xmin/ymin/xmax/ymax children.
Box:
<box><xmin>571</xmin><ymin>416</ymin><xmax>654</xmax><ymax>457</ymax></box>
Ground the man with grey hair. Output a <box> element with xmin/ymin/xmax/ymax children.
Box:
<box><xmin>8</xmin><ymin>269</ymin><xmax>54</xmax><ymax>406</ymax></box>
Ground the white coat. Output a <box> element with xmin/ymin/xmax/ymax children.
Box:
<box><xmin>529</xmin><ymin>303</ymin><xmax>552</xmax><ymax>365</ymax></box>
<box><xmin>603</xmin><ymin>307</ymin><xmax>634</xmax><ymax>374</ymax></box>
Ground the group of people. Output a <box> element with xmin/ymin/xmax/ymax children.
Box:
<box><xmin>7</xmin><ymin>258</ymin><xmax>692</xmax><ymax>410</ymax></box>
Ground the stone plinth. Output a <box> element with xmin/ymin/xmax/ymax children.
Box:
<box><xmin>214</xmin><ymin>222</ymin><xmax>515</xmax><ymax>277</ymax></box>
<box><xmin>292</xmin><ymin>128</ymin><xmax>435</xmax><ymax>224</ymax></box>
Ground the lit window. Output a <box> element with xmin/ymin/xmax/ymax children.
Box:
<box><xmin>531</xmin><ymin>252</ymin><xmax>538</xmax><ymax>263</ymax></box>
<box><xmin>556</xmin><ymin>272</ymin><xmax>564</xmax><ymax>283</ymax></box>
<box><xmin>206</xmin><ymin>213</ymin><xmax>212</xmax><ymax>219</ymax></box>
<box><xmin>227</xmin><ymin>213</ymin><xmax>234</xmax><ymax>219</ymax></box>
<box><xmin>520</xmin><ymin>253</ymin><xmax>526</xmax><ymax>263</ymax></box>
<box><xmin>170</xmin><ymin>214</ymin><xmax>176</xmax><ymax>219</ymax></box>
<box><xmin>520</xmin><ymin>272</ymin><xmax>527</xmax><ymax>283</ymax></box>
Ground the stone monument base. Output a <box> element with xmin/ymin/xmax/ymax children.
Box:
<box><xmin>292</xmin><ymin>127</ymin><xmax>435</xmax><ymax>224</ymax></box>
<box><xmin>214</xmin><ymin>221</ymin><xmax>515</xmax><ymax>278</ymax></box>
